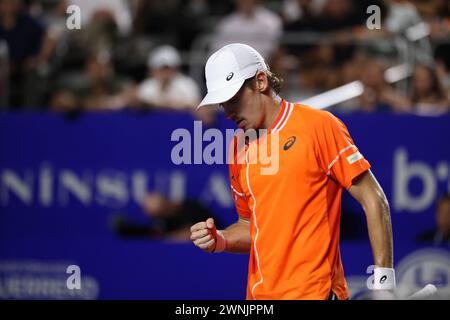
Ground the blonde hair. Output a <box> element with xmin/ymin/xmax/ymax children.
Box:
<box><xmin>245</xmin><ymin>69</ymin><xmax>284</xmax><ymax>95</ymax></box>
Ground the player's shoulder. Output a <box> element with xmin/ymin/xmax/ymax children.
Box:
<box><xmin>290</xmin><ymin>102</ymin><xmax>338</xmax><ymax>126</ymax></box>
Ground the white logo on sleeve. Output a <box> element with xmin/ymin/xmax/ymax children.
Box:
<box><xmin>347</xmin><ymin>151</ymin><xmax>363</xmax><ymax>164</ymax></box>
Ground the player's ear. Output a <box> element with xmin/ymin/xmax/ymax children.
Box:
<box><xmin>255</xmin><ymin>71</ymin><xmax>269</xmax><ymax>93</ymax></box>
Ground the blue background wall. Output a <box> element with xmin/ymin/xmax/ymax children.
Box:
<box><xmin>0</xmin><ymin>111</ymin><xmax>449</xmax><ymax>299</ymax></box>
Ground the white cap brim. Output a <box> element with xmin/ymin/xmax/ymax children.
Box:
<box><xmin>197</xmin><ymin>79</ymin><xmax>245</xmax><ymax>109</ymax></box>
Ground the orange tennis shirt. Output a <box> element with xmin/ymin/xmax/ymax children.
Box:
<box><xmin>228</xmin><ymin>100</ymin><xmax>371</xmax><ymax>300</ymax></box>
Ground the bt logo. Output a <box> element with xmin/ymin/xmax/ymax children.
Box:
<box><xmin>393</xmin><ymin>148</ymin><xmax>449</xmax><ymax>212</ymax></box>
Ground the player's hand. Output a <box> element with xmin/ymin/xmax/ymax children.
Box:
<box><xmin>190</xmin><ymin>218</ymin><xmax>218</xmax><ymax>253</ymax></box>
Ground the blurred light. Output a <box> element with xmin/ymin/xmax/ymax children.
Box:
<box><xmin>385</xmin><ymin>63</ymin><xmax>412</xmax><ymax>83</ymax></box>
<box><xmin>300</xmin><ymin>81</ymin><xmax>364</xmax><ymax>109</ymax></box>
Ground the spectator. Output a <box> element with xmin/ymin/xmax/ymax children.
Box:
<box><xmin>409</xmin><ymin>64</ymin><xmax>449</xmax><ymax>115</ymax></box>
<box><xmin>70</xmin><ymin>0</ymin><xmax>132</xmax><ymax>36</ymax></box>
<box><xmin>317</xmin><ymin>0</ymin><xmax>369</xmax><ymax>66</ymax></box>
<box><xmin>282</xmin><ymin>0</ymin><xmax>322</xmax><ymax>29</ymax></box>
<box><xmin>359</xmin><ymin>59</ymin><xmax>411</xmax><ymax>112</ymax></box>
<box><xmin>341</xmin><ymin>59</ymin><xmax>410</xmax><ymax>112</ymax></box>
<box><xmin>50</xmin><ymin>50</ymin><xmax>134</xmax><ymax>112</ymax></box>
<box><xmin>284</xmin><ymin>0</ymin><xmax>368</xmax><ymax>86</ymax></box>
<box><xmin>428</xmin><ymin>0</ymin><xmax>450</xmax><ymax>39</ymax></box>
<box><xmin>430</xmin><ymin>0</ymin><xmax>450</xmax><ymax>100</ymax></box>
<box><xmin>210</xmin><ymin>0</ymin><xmax>282</xmax><ymax>59</ymax></box>
<box><xmin>282</xmin><ymin>0</ymin><xmax>322</xmax><ymax>59</ymax></box>
<box><xmin>385</xmin><ymin>0</ymin><xmax>423</xmax><ymax>35</ymax></box>
<box><xmin>0</xmin><ymin>0</ymin><xmax>45</xmax><ymax>108</ymax></box>
<box><xmin>135</xmin><ymin>45</ymin><xmax>201</xmax><ymax>110</ymax></box>
<box><xmin>132</xmin><ymin>0</ymin><xmax>215</xmax><ymax>51</ymax></box>
<box><xmin>384</xmin><ymin>1</ymin><xmax>433</xmax><ymax>75</ymax></box>
<box><xmin>27</xmin><ymin>0</ymin><xmax>74</xmax><ymax>107</ymax></box>
<box><xmin>417</xmin><ymin>194</ymin><xmax>450</xmax><ymax>247</ymax></box>
<box><xmin>295</xmin><ymin>44</ymin><xmax>338</xmax><ymax>100</ymax></box>
<box><xmin>36</xmin><ymin>0</ymin><xmax>71</xmax><ymax>61</ymax></box>
<box><xmin>132</xmin><ymin>0</ymin><xmax>182</xmax><ymax>46</ymax></box>
<box><xmin>73</xmin><ymin>8</ymin><xmax>121</xmax><ymax>58</ymax></box>
<box><xmin>315</xmin><ymin>0</ymin><xmax>364</xmax><ymax>32</ymax></box>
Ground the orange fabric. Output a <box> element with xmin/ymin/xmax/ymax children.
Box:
<box><xmin>228</xmin><ymin>100</ymin><xmax>371</xmax><ymax>300</ymax></box>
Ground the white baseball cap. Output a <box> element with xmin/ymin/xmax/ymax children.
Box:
<box><xmin>148</xmin><ymin>45</ymin><xmax>181</xmax><ymax>69</ymax></box>
<box><xmin>197</xmin><ymin>43</ymin><xmax>268</xmax><ymax>109</ymax></box>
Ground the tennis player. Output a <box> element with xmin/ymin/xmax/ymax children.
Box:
<box><xmin>190</xmin><ymin>43</ymin><xmax>395</xmax><ymax>300</ymax></box>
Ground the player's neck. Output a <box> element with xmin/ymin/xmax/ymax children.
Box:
<box><xmin>262</xmin><ymin>96</ymin><xmax>282</xmax><ymax>129</ymax></box>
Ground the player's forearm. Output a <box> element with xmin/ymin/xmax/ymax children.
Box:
<box><xmin>364</xmin><ymin>195</ymin><xmax>394</xmax><ymax>268</ymax></box>
<box><xmin>221</xmin><ymin>220</ymin><xmax>251</xmax><ymax>254</ymax></box>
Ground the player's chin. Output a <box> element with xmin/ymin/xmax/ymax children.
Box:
<box><xmin>237</xmin><ymin>120</ymin><xmax>247</xmax><ymax>130</ymax></box>
<box><xmin>240</xmin><ymin>122</ymin><xmax>255</xmax><ymax>132</ymax></box>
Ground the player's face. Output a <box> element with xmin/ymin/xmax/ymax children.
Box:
<box><xmin>221</xmin><ymin>83</ymin><xmax>264</xmax><ymax>131</ymax></box>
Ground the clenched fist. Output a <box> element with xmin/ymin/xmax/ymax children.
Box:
<box><xmin>190</xmin><ymin>218</ymin><xmax>223</xmax><ymax>253</ymax></box>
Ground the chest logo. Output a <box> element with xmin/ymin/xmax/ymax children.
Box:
<box><xmin>283</xmin><ymin>136</ymin><xmax>296</xmax><ymax>151</ymax></box>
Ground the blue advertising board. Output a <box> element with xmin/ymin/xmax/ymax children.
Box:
<box><xmin>0</xmin><ymin>111</ymin><xmax>449</xmax><ymax>299</ymax></box>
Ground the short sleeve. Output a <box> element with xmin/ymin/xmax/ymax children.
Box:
<box><xmin>315</xmin><ymin>111</ymin><xmax>371</xmax><ymax>189</ymax></box>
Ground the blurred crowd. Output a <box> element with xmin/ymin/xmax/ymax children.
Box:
<box><xmin>0</xmin><ymin>0</ymin><xmax>450</xmax><ymax>116</ymax></box>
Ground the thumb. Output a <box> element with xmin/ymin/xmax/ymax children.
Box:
<box><xmin>206</xmin><ymin>218</ymin><xmax>216</xmax><ymax>230</ymax></box>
